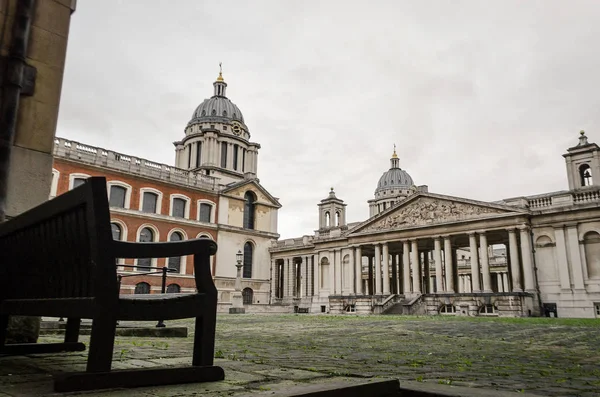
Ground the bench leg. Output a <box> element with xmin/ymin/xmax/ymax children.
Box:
<box><xmin>64</xmin><ymin>318</ymin><xmax>81</xmax><ymax>343</ymax></box>
<box><xmin>0</xmin><ymin>315</ymin><xmax>8</xmax><ymax>349</ymax></box>
<box><xmin>192</xmin><ymin>306</ymin><xmax>216</xmax><ymax>367</ymax></box>
<box><xmin>86</xmin><ymin>314</ymin><xmax>117</xmax><ymax>373</ymax></box>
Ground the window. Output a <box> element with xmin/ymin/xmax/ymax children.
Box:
<box><xmin>583</xmin><ymin>231</ymin><xmax>600</xmax><ymax>278</ymax></box>
<box><xmin>142</xmin><ymin>192</ymin><xmax>158</xmax><ymax>213</ymax></box>
<box><xmin>220</xmin><ymin>142</ymin><xmax>228</xmax><ymax>168</ymax></box>
<box><xmin>243</xmin><ymin>191</ymin><xmax>256</xmax><ymax>229</ymax></box>
<box><xmin>243</xmin><ymin>242</ymin><xmax>253</xmax><ymax>278</ymax></box>
<box><xmin>137</xmin><ymin>227</ymin><xmax>154</xmax><ymax>269</ymax></box>
<box><xmin>580</xmin><ymin>163</ymin><xmax>593</xmax><ymax>186</ymax></box>
<box><xmin>134</xmin><ymin>282</ymin><xmax>150</xmax><ymax>294</ymax></box>
<box><xmin>233</xmin><ymin>144</ymin><xmax>239</xmax><ymax>171</ymax></box>
<box><xmin>595</xmin><ymin>303</ymin><xmax>600</xmax><ymax>317</ymax></box>
<box><xmin>199</xmin><ymin>203</ymin><xmax>212</xmax><ymax>223</ymax></box>
<box><xmin>242</xmin><ymin>288</ymin><xmax>253</xmax><ymax>304</ymax></box>
<box><xmin>167</xmin><ymin>284</ymin><xmax>181</xmax><ymax>293</ymax></box>
<box><xmin>168</xmin><ymin>232</ymin><xmax>183</xmax><ymax>272</ymax></box>
<box><xmin>172</xmin><ymin>198</ymin><xmax>187</xmax><ymax>218</ymax></box>
<box><xmin>111</xmin><ymin>223</ymin><xmax>122</xmax><ymax>240</ymax></box>
<box><xmin>242</xmin><ymin>149</ymin><xmax>246</xmax><ymax>172</ymax></box>
<box><xmin>109</xmin><ymin>186</ymin><xmax>126</xmax><ymax>208</ymax></box>
<box><xmin>439</xmin><ymin>304</ymin><xmax>456</xmax><ymax>314</ymax></box>
<box><xmin>195</xmin><ymin>142</ymin><xmax>202</xmax><ymax>167</ymax></box>
<box><xmin>479</xmin><ymin>304</ymin><xmax>498</xmax><ymax>315</ymax></box>
<box><xmin>73</xmin><ymin>178</ymin><xmax>86</xmax><ymax>189</ymax></box>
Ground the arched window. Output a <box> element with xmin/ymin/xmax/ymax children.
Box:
<box><xmin>325</xmin><ymin>212</ymin><xmax>330</xmax><ymax>227</ymax></box>
<box><xmin>201</xmin><ymin>110</ymin><xmax>206</xmax><ymax>116</ymax></box>
<box><xmin>134</xmin><ymin>282</ymin><xmax>150</xmax><ymax>294</ymax></box>
<box><xmin>172</xmin><ymin>198</ymin><xmax>187</xmax><ymax>218</ymax></box>
<box><xmin>335</xmin><ymin>212</ymin><xmax>340</xmax><ymax>226</ymax></box>
<box><xmin>243</xmin><ymin>192</ymin><xmax>256</xmax><ymax>229</ymax></box>
<box><xmin>166</xmin><ymin>284</ymin><xmax>181</xmax><ymax>293</ymax></box>
<box><xmin>220</xmin><ymin>142</ymin><xmax>228</xmax><ymax>168</ymax></box>
<box><xmin>199</xmin><ymin>203</ymin><xmax>213</xmax><ymax>223</ymax></box>
<box><xmin>439</xmin><ymin>304</ymin><xmax>456</xmax><ymax>314</ymax></box>
<box><xmin>109</xmin><ymin>185</ymin><xmax>127</xmax><ymax>208</ymax></box>
<box><xmin>479</xmin><ymin>304</ymin><xmax>498</xmax><ymax>315</ymax></box>
<box><xmin>142</xmin><ymin>192</ymin><xmax>158</xmax><ymax>213</ymax></box>
<box><xmin>584</xmin><ymin>231</ymin><xmax>600</xmax><ymax>278</ymax></box>
<box><xmin>137</xmin><ymin>227</ymin><xmax>154</xmax><ymax>269</ymax></box>
<box><xmin>168</xmin><ymin>232</ymin><xmax>183</xmax><ymax>272</ymax></box>
<box><xmin>223</xmin><ymin>110</ymin><xmax>227</xmax><ymax>117</ymax></box>
<box><xmin>580</xmin><ymin>164</ymin><xmax>593</xmax><ymax>186</ymax></box>
<box><xmin>211</xmin><ymin>109</ymin><xmax>216</xmax><ymax>116</ymax></box>
<box><xmin>242</xmin><ymin>288</ymin><xmax>253</xmax><ymax>304</ymax></box>
<box><xmin>111</xmin><ymin>223</ymin><xmax>122</xmax><ymax>240</ymax></box>
<box><xmin>320</xmin><ymin>257</ymin><xmax>329</xmax><ymax>289</ymax></box>
<box><xmin>243</xmin><ymin>242</ymin><xmax>253</xmax><ymax>278</ymax></box>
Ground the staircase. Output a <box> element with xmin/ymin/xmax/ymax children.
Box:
<box><xmin>383</xmin><ymin>294</ymin><xmax>426</xmax><ymax>315</ymax></box>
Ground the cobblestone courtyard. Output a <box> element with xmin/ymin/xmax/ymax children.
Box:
<box><xmin>3</xmin><ymin>314</ymin><xmax>600</xmax><ymax>396</ymax></box>
<box><xmin>210</xmin><ymin>314</ymin><xmax>600</xmax><ymax>396</ymax></box>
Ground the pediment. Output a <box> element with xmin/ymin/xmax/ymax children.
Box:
<box><xmin>350</xmin><ymin>193</ymin><xmax>527</xmax><ymax>235</ymax></box>
<box><xmin>221</xmin><ymin>179</ymin><xmax>281</xmax><ymax>208</ymax></box>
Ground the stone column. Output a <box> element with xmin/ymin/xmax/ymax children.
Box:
<box><xmin>468</xmin><ymin>232</ymin><xmax>481</xmax><ymax>292</ymax></box>
<box><xmin>508</xmin><ymin>229</ymin><xmax>522</xmax><ymax>291</ymax></box>
<box><xmin>566</xmin><ymin>225</ymin><xmax>585</xmax><ymax>290</ymax></box>
<box><xmin>443</xmin><ymin>236</ymin><xmax>454</xmax><ymax>293</ymax></box>
<box><xmin>315</xmin><ymin>254</ymin><xmax>321</xmax><ymax>297</ymax></box>
<box><xmin>348</xmin><ymin>249</ymin><xmax>355</xmax><ymax>294</ymax></box>
<box><xmin>329</xmin><ymin>250</ymin><xmax>336</xmax><ymax>294</ymax></box>
<box><xmin>502</xmin><ymin>273</ymin><xmax>509</xmax><ymax>293</ymax></box>
<box><xmin>300</xmin><ymin>257</ymin><xmax>306</xmax><ymax>298</ymax></box>
<box><xmin>335</xmin><ymin>249</ymin><xmax>343</xmax><ymax>294</ymax></box>
<box><xmin>382</xmin><ymin>243</ymin><xmax>390</xmax><ymax>294</ymax></box>
<box><xmin>479</xmin><ymin>232</ymin><xmax>492</xmax><ymax>292</ymax></box>
<box><xmin>402</xmin><ymin>241</ymin><xmax>411</xmax><ymax>293</ymax></box>
<box><xmin>270</xmin><ymin>259</ymin><xmax>277</xmax><ymax>301</ymax></box>
<box><xmin>519</xmin><ymin>226</ymin><xmax>535</xmax><ymax>292</ymax></box>
<box><xmin>355</xmin><ymin>246</ymin><xmax>363</xmax><ymax>295</ymax></box>
<box><xmin>423</xmin><ymin>251</ymin><xmax>430</xmax><ymax>293</ymax></box>
<box><xmin>553</xmin><ymin>227</ymin><xmax>572</xmax><ymax>290</ymax></box>
<box><xmin>374</xmin><ymin>244</ymin><xmax>382</xmax><ymax>294</ymax></box>
<box><xmin>395</xmin><ymin>254</ymin><xmax>401</xmax><ymax>294</ymax></box>
<box><xmin>411</xmin><ymin>240</ymin><xmax>421</xmax><ymax>293</ymax></box>
<box><xmin>433</xmin><ymin>237</ymin><xmax>443</xmax><ymax>293</ymax></box>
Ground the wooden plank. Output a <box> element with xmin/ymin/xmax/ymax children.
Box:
<box><xmin>53</xmin><ymin>365</ymin><xmax>225</xmax><ymax>392</ymax></box>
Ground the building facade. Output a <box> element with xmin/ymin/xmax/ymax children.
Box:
<box><xmin>51</xmin><ymin>71</ymin><xmax>280</xmax><ymax>308</ymax></box>
<box><xmin>270</xmin><ymin>132</ymin><xmax>600</xmax><ymax>318</ymax></box>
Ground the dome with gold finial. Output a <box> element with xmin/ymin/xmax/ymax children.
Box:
<box><xmin>375</xmin><ymin>145</ymin><xmax>414</xmax><ymax>195</ymax></box>
<box><xmin>188</xmin><ymin>64</ymin><xmax>247</xmax><ymax>127</ymax></box>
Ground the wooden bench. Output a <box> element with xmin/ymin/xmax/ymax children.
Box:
<box><xmin>0</xmin><ymin>177</ymin><xmax>224</xmax><ymax>392</ymax></box>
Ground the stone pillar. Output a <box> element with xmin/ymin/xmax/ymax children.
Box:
<box><xmin>391</xmin><ymin>254</ymin><xmax>398</xmax><ymax>294</ymax></box>
<box><xmin>395</xmin><ymin>254</ymin><xmax>401</xmax><ymax>294</ymax></box>
<box><xmin>348</xmin><ymin>249</ymin><xmax>355</xmax><ymax>294</ymax></box>
<box><xmin>335</xmin><ymin>249</ymin><xmax>343</xmax><ymax>294</ymax></box>
<box><xmin>519</xmin><ymin>226</ymin><xmax>535</xmax><ymax>292</ymax></box>
<box><xmin>368</xmin><ymin>255</ymin><xmax>374</xmax><ymax>295</ymax></box>
<box><xmin>382</xmin><ymin>243</ymin><xmax>390</xmax><ymax>294</ymax></box>
<box><xmin>300</xmin><ymin>257</ymin><xmax>306</xmax><ymax>298</ymax></box>
<box><xmin>566</xmin><ymin>225</ymin><xmax>585</xmax><ymax>290</ymax></box>
<box><xmin>502</xmin><ymin>273</ymin><xmax>509</xmax><ymax>293</ymax></box>
<box><xmin>315</xmin><ymin>255</ymin><xmax>321</xmax><ymax>297</ymax></box>
<box><xmin>443</xmin><ymin>236</ymin><xmax>454</xmax><ymax>293</ymax></box>
<box><xmin>270</xmin><ymin>260</ymin><xmax>277</xmax><ymax>301</ymax></box>
<box><xmin>402</xmin><ymin>241</ymin><xmax>411</xmax><ymax>293</ymax></box>
<box><xmin>553</xmin><ymin>227</ymin><xmax>572</xmax><ymax>290</ymax></box>
<box><xmin>329</xmin><ymin>250</ymin><xmax>336</xmax><ymax>294</ymax></box>
<box><xmin>374</xmin><ymin>244</ymin><xmax>382</xmax><ymax>294</ymax></box>
<box><xmin>355</xmin><ymin>246</ymin><xmax>363</xmax><ymax>295</ymax></box>
<box><xmin>411</xmin><ymin>240</ymin><xmax>421</xmax><ymax>293</ymax></box>
<box><xmin>433</xmin><ymin>237</ymin><xmax>443</xmax><ymax>293</ymax></box>
<box><xmin>508</xmin><ymin>229</ymin><xmax>522</xmax><ymax>291</ymax></box>
<box><xmin>423</xmin><ymin>251</ymin><xmax>430</xmax><ymax>293</ymax></box>
<box><xmin>479</xmin><ymin>232</ymin><xmax>492</xmax><ymax>292</ymax></box>
<box><xmin>468</xmin><ymin>232</ymin><xmax>481</xmax><ymax>292</ymax></box>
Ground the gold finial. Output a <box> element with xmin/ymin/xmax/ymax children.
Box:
<box><xmin>580</xmin><ymin>130</ymin><xmax>586</xmax><ymax>136</ymax></box>
<box><xmin>216</xmin><ymin>62</ymin><xmax>224</xmax><ymax>82</ymax></box>
<box><xmin>330</xmin><ymin>187</ymin><xmax>334</xmax><ymax>191</ymax></box>
<box><xmin>392</xmin><ymin>144</ymin><xmax>398</xmax><ymax>159</ymax></box>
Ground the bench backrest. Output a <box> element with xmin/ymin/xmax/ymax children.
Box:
<box><xmin>0</xmin><ymin>177</ymin><xmax>116</xmax><ymax>301</ymax></box>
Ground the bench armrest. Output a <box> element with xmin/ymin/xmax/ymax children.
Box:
<box><xmin>112</xmin><ymin>238</ymin><xmax>218</xmax><ymax>295</ymax></box>
<box><xmin>112</xmin><ymin>238</ymin><xmax>217</xmax><ymax>259</ymax></box>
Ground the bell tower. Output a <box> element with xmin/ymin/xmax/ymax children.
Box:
<box><xmin>318</xmin><ymin>188</ymin><xmax>347</xmax><ymax>229</ymax></box>
<box><xmin>563</xmin><ymin>130</ymin><xmax>600</xmax><ymax>190</ymax></box>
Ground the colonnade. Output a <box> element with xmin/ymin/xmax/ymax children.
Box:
<box><xmin>271</xmin><ymin>226</ymin><xmax>536</xmax><ymax>300</ymax></box>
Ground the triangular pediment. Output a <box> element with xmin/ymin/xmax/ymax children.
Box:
<box><xmin>350</xmin><ymin>193</ymin><xmax>528</xmax><ymax>235</ymax></box>
<box><xmin>221</xmin><ymin>179</ymin><xmax>281</xmax><ymax>208</ymax></box>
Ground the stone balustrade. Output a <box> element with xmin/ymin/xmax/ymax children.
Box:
<box><xmin>503</xmin><ymin>187</ymin><xmax>600</xmax><ymax>210</ymax></box>
<box><xmin>54</xmin><ymin>137</ymin><xmax>220</xmax><ymax>191</ymax></box>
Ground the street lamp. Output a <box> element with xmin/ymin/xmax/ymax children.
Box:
<box><xmin>229</xmin><ymin>249</ymin><xmax>245</xmax><ymax>314</ymax></box>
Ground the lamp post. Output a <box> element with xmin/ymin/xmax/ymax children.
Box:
<box><xmin>229</xmin><ymin>250</ymin><xmax>245</xmax><ymax>314</ymax></box>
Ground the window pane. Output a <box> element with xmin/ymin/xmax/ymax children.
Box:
<box><xmin>243</xmin><ymin>192</ymin><xmax>255</xmax><ymax>229</ymax></box>
<box><xmin>168</xmin><ymin>232</ymin><xmax>182</xmax><ymax>272</ymax></box>
<box><xmin>73</xmin><ymin>178</ymin><xmax>86</xmax><ymax>188</ymax></box>
<box><xmin>109</xmin><ymin>186</ymin><xmax>126</xmax><ymax>208</ymax></box>
<box><xmin>199</xmin><ymin>203</ymin><xmax>212</xmax><ymax>222</ymax></box>
<box><xmin>166</xmin><ymin>284</ymin><xmax>180</xmax><ymax>293</ymax></box>
<box><xmin>243</xmin><ymin>242</ymin><xmax>253</xmax><ymax>278</ymax></box>
<box><xmin>111</xmin><ymin>223</ymin><xmax>122</xmax><ymax>240</ymax></box>
<box><xmin>139</xmin><ymin>227</ymin><xmax>154</xmax><ymax>242</ymax></box>
<box><xmin>220</xmin><ymin>142</ymin><xmax>227</xmax><ymax>168</ymax></box>
<box><xmin>172</xmin><ymin>198</ymin><xmax>186</xmax><ymax>218</ymax></box>
<box><xmin>134</xmin><ymin>282</ymin><xmax>150</xmax><ymax>294</ymax></box>
<box><xmin>142</xmin><ymin>192</ymin><xmax>158</xmax><ymax>213</ymax></box>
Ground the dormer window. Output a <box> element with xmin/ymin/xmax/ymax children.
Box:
<box><xmin>201</xmin><ymin>110</ymin><xmax>206</xmax><ymax>116</ymax></box>
<box><xmin>211</xmin><ymin>109</ymin><xmax>216</xmax><ymax>116</ymax></box>
<box><xmin>223</xmin><ymin>110</ymin><xmax>227</xmax><ymax>117</ymax></box>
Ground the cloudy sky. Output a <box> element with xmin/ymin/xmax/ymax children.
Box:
<box><xmin>57</xmin><ymin>0</ymin><xmax>600</xmax><ymax>239</ymax></box>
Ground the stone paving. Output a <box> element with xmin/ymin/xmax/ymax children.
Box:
<box><xmin>1</xmin><ymin>314</ymin><xmax>599</xmax><ymax>396</ymax></box>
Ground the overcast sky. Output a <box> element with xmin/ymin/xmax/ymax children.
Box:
<box><xmin>57</xmin><ymin>0</ymin><xmax>600</xmax><ymax>239</ymax></box>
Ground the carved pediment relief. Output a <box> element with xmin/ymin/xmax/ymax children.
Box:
<box><xmin>359</xmin><ymin>197</ymin><xmax>514</xmax><ymax>233</ymax></box>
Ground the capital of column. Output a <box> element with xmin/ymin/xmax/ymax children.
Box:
<box><xmin>467</xmin><ymin>231</ymin><xmax>477</xmax><ymax>237</ymax></box>
<box><xmin>475</xmin><ymin>230</ymin><xmax>488</xmax><ymax>235</ymax></box>
<box><xmin>517</xmin><ymin>224</ymin><xmax>531</xmax><ymax>232</ymax></box>
<box><xmin>506</xmin><ymin>227</ymin><xmax>517</xmax><ymax>234</ymax></box>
